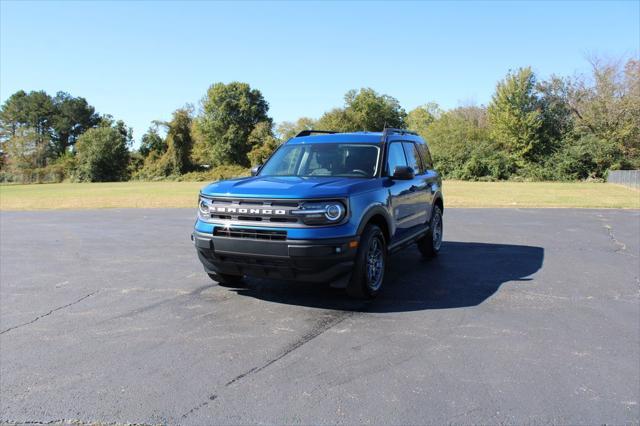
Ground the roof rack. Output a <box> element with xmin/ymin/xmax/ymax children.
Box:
<box><xmin>295</xmin><ymin>130</ymin><xmax>338</xmax><ymax>137</ymax></box>
<box><xmin>381</xmin><ymin>128</ymin><xmax>418</xmax><ymax>141</ymax></box>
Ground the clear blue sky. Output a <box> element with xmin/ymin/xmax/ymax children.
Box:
<box><xmin>1</xmin><ymin>0</ymin><xmax>638</xmax><ymax>144</ymax></box>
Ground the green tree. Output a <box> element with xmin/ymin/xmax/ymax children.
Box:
<box><xmin>315</xmin><ymin>108</ymin><xmax>351</xmax><ymax>132</ymax></box>
<box><xmin>134</xmin><ymin>108</ymin><xmax>195</xmax><ymax>178</ymax></box>
<box><xmin>138</xmin><ymin>125</ymin><xmax>167</xmax><ymax>157</ymax></box>
<box><xmin>192</xmin><ymin>82</ymin><xmax>271</xmax><ymax>167</ymax></box>
<box><xmin>535</xmin><ymin>76</ymin><xmax>574</xmax><ymax>151</ymax></box>
<box><xmin>161</xmin><ymin>107</ymin><xmax>194</xmax><ymax>174</ymax></box>
<box><xmin>406</xmin><ymin>102</ymin><xmax>442</xmax><ymax>137</ymax></box>
<box><xmin>488</xmin><ymin>67</ymin><xmax>543</xmax><ymax>165</ymax></box>
<box><xmin>276</xmin><ymin>117</ymin><xmax>316</xmax><ymax>140</ymax></box>
<box><xmin>247</xmin><ymin>121</ymin><xmax>280</xmax><ymax>166</ymax></box>
<box><xmin>566</xmin><ymin>58</ymin><xmax>640</xmax><ymax>165</ymax></box>
<box><xmin>2</xmin><ymin>128</ymin><xmax>52</xmax><ymax>181</ymax></box>
<box><xmin>0</xmin><ymin>90</ymin><xmax>100</xmax><ymax>168</ymax></box>
<box><xmin>424</xmin><ymin>106</ymin><xmax>497</xmax><ymax>179</ymax></box>
<box><xmin>22</xmin><ymin>91</ymin><xmax>55</xmax><ymax>149</ymax></box>
<box><xmin>0</xmin><ymin>90</ymin><xmax>29</xmax><ymax>139</ymax></box>
<box><xmin>316</xmin><ymin>88</ymin><xmax>406</xmax><ymax>132</ymax></box>
<box><xmin>344</xmin><ymin>88</ymin><xmax>406</xmax><ymax>130</ymax></box>
<box><xmin>75</xmin><ymin>120</ymin><xmax>132</xmax><ymax>182</ymax></box>
<box><xmin>0</xmin><ymin>90</ymin><xmax>55</xmax><ymax>167</ymax></box>
<box><xmin>51</xmin><ymin>91</ymin><xmax>100</xmax><ymax>155</ymax></box>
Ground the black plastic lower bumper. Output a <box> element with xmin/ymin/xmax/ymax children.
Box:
<box><xmin>192</xmin><ymin>231</ymin><xmax>359</xmax><ymax>283</ymax></box>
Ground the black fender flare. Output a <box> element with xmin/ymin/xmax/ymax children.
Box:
<box><xmin>433</xmin><ymin>192</ymin><xmax>444</xmax><ymax>210</ymax></box>
<box><xmin>356</xmin><ymin>204</ymin><xmax>394</xmax><ymax>240</ymax></box>
<box><xmin>430</xmin><ymin>193</ymin><xmax>444</xmax><ymax>224</ymax></box>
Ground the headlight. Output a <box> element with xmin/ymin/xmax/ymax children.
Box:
<box><xmin>293</xmin><ymin>201</ymin><xmax>347</xmax><ymax>225</ymax></box>
<box><xmin>324</xmin><ymin>203</ymin><xmax>345</xmax><ymax>221</ymax></box>
<box><xmin>198</xmin><ymin>196</ymin><xmax>211</xmax><ymax>219</ymax></box>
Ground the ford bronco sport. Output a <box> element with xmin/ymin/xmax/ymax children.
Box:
<box><xmin>192</xmin><ymin>129</ymin><xmax>443</xmax><ymax>298</ymax></box>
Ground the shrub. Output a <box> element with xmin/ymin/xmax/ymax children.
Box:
<box><xmin>131</xmin><ymin>150</ymin><xmax>173</xmax><ymax>180</ymax></box>
<box><xmin>0</xmin><ymin>153</ymin><xmax>77</xmax><ymax>183</ymax></box>
<box><xmin>176</xmin><ymin>165</ymin><xmax>249</xmax><ymax>182</ymax></box>
<box><xmin>548</xmin><ymin>135</ymin><xmax>622</xmax><ymax>180</ymax></box>
<box><xmin>458</xmin><ymin>141</ymin><xmax>515</xmax><ymax>181</ymax></box>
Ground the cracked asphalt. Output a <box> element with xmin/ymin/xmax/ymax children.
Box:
<box><xmin>1</xmin><ymin>208</ymin><xmax>639</xmax><ymax>425</ymax></box>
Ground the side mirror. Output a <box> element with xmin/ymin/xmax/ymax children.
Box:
<box><xmin>392</xmin><ymin>166</ymin><xmax>415</xmax><ymax>180</ymax></box>
<box><xmin>250</xmin><ymin>164</ymin><xmax>262</xmax><ymax>176</ymax></box>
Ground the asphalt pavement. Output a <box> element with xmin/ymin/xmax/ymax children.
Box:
<box><xmin>0</xmin><ymin>208</ymin><xmax>638</xmax><ymax>425</ymax></box>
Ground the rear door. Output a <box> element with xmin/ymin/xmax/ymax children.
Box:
<box><xmin>416</xmin><ymin>141</ymin><xmax>439</xmax><ymax>222</ymax></box>
<box><xmin>402</xmin><ymin>141</ymin><xmax>430</xmax><ymax>228</ymax></box>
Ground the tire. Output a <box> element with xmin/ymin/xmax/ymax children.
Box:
<box><xmin>418</xmin><ymin>205</ymin><xmax>443</xmax><ymax>259</ymax></box>
<box><xmin>208</xmin><ymin>272</ymin><xmax>244</xmax><ymax>287</ymax></box>
<box><xmin>346</xmin><ymin>224</ymin><xmax>387</xmax><ymax>299</ymax></box>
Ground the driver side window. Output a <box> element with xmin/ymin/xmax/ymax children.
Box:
<box><xmin>386</xmin><ymin>142</ymin><xmax>408</xmax><ymax>176</ymax></box>
<box><xmin>273</xmin><ymin>146</ymin><xmax>302</xmax><ymax>175</ymax></box>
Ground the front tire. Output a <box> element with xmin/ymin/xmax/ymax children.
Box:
<box><xmin>418</xmin><ymin>205</ymin><xmax>443</xmax><ymax>259</ymax></box>
<box><xmin>346</xmin><ymin>224</ymin><xmax>387</xmax><ymax>299</ymax></box>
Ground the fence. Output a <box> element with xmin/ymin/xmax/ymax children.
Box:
<box><xmin>608</xmin><ymin>170</ymin><xmax>640</xmax><ymax>189</ymax></box>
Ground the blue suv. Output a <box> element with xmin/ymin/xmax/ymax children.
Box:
<box><xmin>192</xmin><ymin>129</ymin><xmax>443</xmax><ymax>298</ymax></box>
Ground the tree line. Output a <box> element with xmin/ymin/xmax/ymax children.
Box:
<box><xmin>1</xmin><ymin>56</ymin><xmax>638</xmax><ymax>183</ymax></box>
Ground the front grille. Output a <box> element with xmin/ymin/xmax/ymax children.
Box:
<box><xmin>213</xmin><ymin>227</ymin><xmax>287</xmax><ymax>241</ymax></box>
<box><xmin>206</xmin><ymin>198</ymin><xmax>302</xmax><ymax>225</ymax></box>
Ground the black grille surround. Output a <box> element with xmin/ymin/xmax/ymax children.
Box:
<box><xmin>213</xmin><ymin>227</ymin><xmax>287</xmax><ymax>241</ymax></box>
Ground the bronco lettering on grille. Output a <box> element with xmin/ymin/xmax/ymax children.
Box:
<box><xmin>214</xmin><ymin>206</ymin><xmax>286</xmax><ymax>215</ymax></box>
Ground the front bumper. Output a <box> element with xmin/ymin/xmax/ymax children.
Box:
<box><xmin>192</xmin><ymin>231</ymin><xmax>359</xmax><ymax>283</ymax></box>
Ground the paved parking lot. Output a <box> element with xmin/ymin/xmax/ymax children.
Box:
<box><xmin>1</xmin><ymin>208</ymin><xmax>638</xmax><ymax>425</ymax></box>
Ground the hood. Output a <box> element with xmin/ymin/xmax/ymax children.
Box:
<box><xmin>200</xmin><ymin>176</ymin><xmax>376</xmax><ymax>199</ymax></box>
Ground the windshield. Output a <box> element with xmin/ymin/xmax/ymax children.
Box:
<box><xmin>259</xmin><ymin>143</ymin><xmax>381</xmax><ymax>178</ymax></box>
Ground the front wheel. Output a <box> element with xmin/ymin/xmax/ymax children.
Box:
<box><xmin>418</xmin><ymin>205</ymin><xmax>443</xmax><ymax>259</ymax></box>
<box><xmin>346</xmin><ymin>224</ymin><xmax>387</xmax><ymax>299</ymax></box>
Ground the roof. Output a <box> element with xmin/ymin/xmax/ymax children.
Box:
<box><xmin>287</xmin><ymin>131</ymin><xmax>423</xmax><ymax>144</ymax></box>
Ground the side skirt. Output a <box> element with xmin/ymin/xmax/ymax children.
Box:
<box><xmin>388</xmin><ymin>225</ymin><xmax>429</xmax><ymax>254</ymax></box>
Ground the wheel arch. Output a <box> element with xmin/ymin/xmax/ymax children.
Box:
<box><xmin>357</xmin><ymin>205</ymin><xmax>392</xmax><ymax>244</ymax></box>
<box><xmin>433</xmin><ymin>195</ymin><xmax>444</xmax><ymax>214</ymax></box>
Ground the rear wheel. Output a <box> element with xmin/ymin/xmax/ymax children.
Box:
<box><xmin>208</xmin><ymin>272</ymin><xmax>244</xmax><ymax>287</ymax></box>
<box><xmin>418</xmin><ymin>205</ymin><xmax>443</xmax><ymax>259</ymax></box>
<box><xmin>346</xmin><ymin>224</ymin><xmax>387</xmax><ymax>299</ymax></box>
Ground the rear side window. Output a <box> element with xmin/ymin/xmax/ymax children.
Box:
<box><xmin>402</xmin><ymin>142</ymin><xmax>423</xmax><ymax>175</ymax></box>
<box><xmin>386</xmin><ymin>142</ymin><xmax>407</xmax><ymax>175</ymax></box>
<box><xmin>417</xmin><ymin>143</ymin><xmax>433</xmax><ymax>169</ymax></box>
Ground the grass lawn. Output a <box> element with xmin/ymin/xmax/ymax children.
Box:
<box><xmin>0</xmin><ymin>180</ymin><xmax>638</xmax><ymax>210</ymax></box>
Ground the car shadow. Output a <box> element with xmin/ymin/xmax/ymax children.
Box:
<box><xmin>229</xmin><ymin>241</ymin><xmax>544</xmax><ymax>313</ymax></box>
